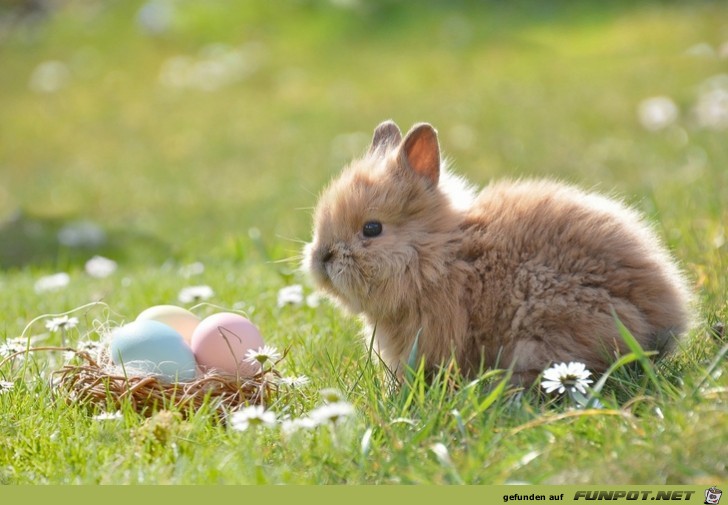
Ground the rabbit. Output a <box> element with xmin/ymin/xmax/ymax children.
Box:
<box><xmin>303</xmin><ymin>120</ymin><xmax>692</xmax><ymax>384</ymax></box>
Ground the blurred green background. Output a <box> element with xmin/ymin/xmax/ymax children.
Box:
<box><xmin>1</xmin><ymin>0</ymin><xmax>726</xmax><ymax>283</ymax></box>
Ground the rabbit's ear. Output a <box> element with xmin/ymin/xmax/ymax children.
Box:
<box><xmin>400</xmin><ymin>123</ymin><xmax>440</xmax><ymax>186</ymax></box>
<box><xmin>369</xmin><ymin>120</ymin><xmax>402</xmax><ymax>155</ymax></box>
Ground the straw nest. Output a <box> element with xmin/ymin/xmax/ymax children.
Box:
<box><xmin>3</xmin><ymin>346</ymin><xmax>282</xmax><ymax>417</ymax></box>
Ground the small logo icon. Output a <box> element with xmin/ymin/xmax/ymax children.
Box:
<box><xmin>705</xmin><ymin>487</ymin><xmax>723</xmax><ymax>505</ymax></box>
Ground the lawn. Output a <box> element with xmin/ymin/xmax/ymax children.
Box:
<box><xmin>0</xmin><ymin>0</ymin><xmax>726</xmax><ymax>485</ymax></box>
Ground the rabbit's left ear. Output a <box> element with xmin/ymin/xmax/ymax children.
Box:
<box><xmin>399</xmin><ymin>123</ymin><xmax>440</xmax><ymax>186</ymax></box>
<box><xmin>369</xmin><ymin>120</ymin><xmax>402</xmax><ymax>155</ymax></box>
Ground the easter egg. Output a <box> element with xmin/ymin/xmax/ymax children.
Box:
<box><xmin>110</xmin><ymin>320</ymin><xmax>197</xmax><ymax>382</ymax></box>
<box><xmin>190</xmin><ymin>312</ymin><xmax>264</xmax><ymax>377</ymax></box>
<box><xmin>136</xmin><ymin>305</ymin><xmax>200</xmax><ymax>344</ymax></box>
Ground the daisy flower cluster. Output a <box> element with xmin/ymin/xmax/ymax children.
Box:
<box><xmin>277</xmin><ymin>284</ymin><xmax>321</xmax><ymax>309</ymax></box>
<box><xmin>229</xmin><ymin>387</ymin><xmax>355</xmax><ymax>435</ymax></box>
<box><xmin>0</xmin><ymin>338</ymin><xmax>27</xmax><ymax>360</ymax></box>
<box><xmin>33</xmin><ymin>253</ymin><xmax>117</xmax><ymax>294</ymax></box>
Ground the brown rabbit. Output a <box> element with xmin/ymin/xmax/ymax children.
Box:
<box><xmin>304</xmin><ymin>120</ymin><xmax>691</xmax><ymax>383</ymax></box>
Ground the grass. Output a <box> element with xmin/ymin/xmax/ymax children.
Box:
<box><xmin>1</xmin><ymin>0</ymin><xmax>727</xmax><ymax>485</ymax></box>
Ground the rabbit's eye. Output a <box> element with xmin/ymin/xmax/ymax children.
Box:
<box><xmin>362</xmin><ymin>221</ymin><xmax>383</xmax><ymax>237</ymax></box>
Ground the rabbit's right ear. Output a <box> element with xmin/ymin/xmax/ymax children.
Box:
<box><xmin>369</xmin><ymin>120</ymin><xmax>402</xmax><ymax>155</ymax></box>
<box><xmin>399</xmin><ymin>123</ymin><xmax>440</xmax><ymax>186</ymax></box>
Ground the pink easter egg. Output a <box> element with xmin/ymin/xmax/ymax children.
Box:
<box><xmin>190</xmin><ymin>312</ymin><xmax>264</xmax><ymax>377</ymax></box>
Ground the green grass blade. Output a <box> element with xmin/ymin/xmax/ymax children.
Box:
<box><xmin>611</xmin><ymin>309</ymin><xmax>661</xmax><ymax>390</ymax></box>
<box><xmin>406</xmin><ymin>329</ymin><xmax>421</xmax><ymax>372</ymax></box>
<box><xmin>469</xmin><ymin>377</ymin><xmax>508</xmax><ymax>422</ymax></box>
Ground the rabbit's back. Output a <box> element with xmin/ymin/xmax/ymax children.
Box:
<box><xmin>456</xmin><ymin>179</ymin><xmax>690</xmax><ymax>379</ymax></box>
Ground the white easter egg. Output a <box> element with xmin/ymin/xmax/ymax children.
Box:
<box><xmin>110</xmin><ymin>320</ymin><xmax>197</xmax><ymax>382</ymax></box>
<box><xmin>136</xmin><ymin>305</ymin><xmax>200</xmax><ymax>344</ymax></box>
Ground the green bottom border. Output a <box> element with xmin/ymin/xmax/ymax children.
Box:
<box><xmin>0</xmin><ymin>484</ymin><xmax>723</xmax><ymax>505</ymax></box>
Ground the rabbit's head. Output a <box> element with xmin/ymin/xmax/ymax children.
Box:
<box><xmin>304</xmin><ymin>121</ymin><xmax>464</xmax><ymax>316</ymax></box>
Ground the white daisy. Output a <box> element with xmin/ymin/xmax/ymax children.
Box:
<box><xmin>65</xmin><ymin>340</ymin><xmax>104</xmax><ymax>362</ymax></box>
<box><xmin>84</xmin><ymin>255</ymin><xmax>117</xmax><ymax>278</ymax></box>
<box><xmin>0</xmin><ymin>381</ymin><xmax>14</xmax><ymax>395</ymax></box>
<box><xmin>277</xmin><ymin>284</ymin><xmax>304</xmax><ymax>308</ymax></box>
<box><xmin>229</xmin><ymin>405</ymin><xmax>276</xmax><ymax>431</ymax></box>
<box><xmin>45</xmin><ymin>315</ymin><xmax>79</xmax><ymax>333</ymax></box>
<box><xmin>541</xmin><ymin>361</ymin><xmax>593</xmax><ymax>395</ymax></box>
<box><xmin>277</xmin><ymin>375</ymin><xmax>310</xmax><ymax>388</ymax></box>
<box><xmin>243</xmin><ymin>345</ymin><xmax>282</xmax><ymax>367</ymax></box>
<box><xmin>78</xmin><ymin>340</ymin><xmax>103</xmax><ymax>354</ymax></box>
<box><xmin>309</xmin><ymin>401</ymin><xmax>354</xmax><ymax>425</ymax></box>
<box><xmin>0</xmin><ymin>338</ymin><xmax>27</xmax><ymax>358</ymax></box>
<box><xmin>319</xmin><ymin>388</ymin><xmax>344</xmax><ymax>404</ymax></box>
<box><xmin>178</xmin><ymin>285</ymin><xmax>214</xmax><ymax>304</ymax></box>
<box><xmin>92</xmin><ymin>411</ymin><xmax>123</xmax><ymax>421</ymax></box>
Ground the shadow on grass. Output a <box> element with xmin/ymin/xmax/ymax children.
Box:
<box><xmin>0</xmin><ymin>209</ymin><xmax>171</xmax><ymax>270</ymax></box>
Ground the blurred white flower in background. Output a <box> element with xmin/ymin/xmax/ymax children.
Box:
<box><xmin>28</xmin><ymin>60</ymin><xmax>71</xmax><ymax>94</ymax></box>
<box><xmin>277</xmin><ymin>284</ymin><xmax>304</xmax><ymax>307</ymax></box>
<box><xmin>34</xmin><ymin>272</ymin><xmax>70</xmax><ymax>293</ymax></box>
<box><xmin>637</xmin><ymin>96</ymin><xmax>679</xmax><ymax>131</ymax></box>
<box><xmin>92</xmin><ymin>411</ymin><xmax>123</xmax><ymax>421</ymax></box>
<box><xmin>318</xmin><ymin>388</ymin><xmax>345</xmax><ymax>404</ymax></box>
<box><xmin>684</xmin><ymin>42</ymin><xmax>715</xmax><ymax>58</ymax></box>
<box><xmin>305</xmin><ymin>292</ymin><xmax>322</xmax><ymax>308</ymax></box>
<box><xmin>159</xmin><ymin>42</ymin><xmax>264</xmax><ymax>92</ymax></box>
<box><xmin>280</xmin><ymin>416</ymin><xmax>319</xmax><ymax>435</ymax></box>
<box><xmin>137</xmin><ymin>0</ymin><xmax>174</xmax><ymax>35</ymax></box>
<box><xmin>277</xmin><ymin>375</ymin><xmax>310</xmax><ymax>388</ymax></box>
<box><xmin>694</xmin><ymin>75</ymin><xmax>728</xmax><ymax>130</ymax></box>
<box><xmin>178</xmin><ymin>285</ymin><xmax>214</xmax><ymax>303</ymax></box>
<box><xmin>178</xmin><ymin>262</ymin><xmax>205</xmax><ymax>278</ymax></box>
<box><xmin>308</xmin><ymin>401</ymin><xmax>354</xmax><ymax>425</ymax></box>
<box><xmin>720</xmin><ymin>41</ymin><xmax>728</xmax><ymax>59</ymax></box>
<box><xmin>329</xmin><ymin>0</ymin><xmax>361</xmax><ymax>9</ymax></box>
<box><xmin>0</xmin><ymin>381</ymin><xmax>15</xmax><ymax>395</ymax></box>
<box><xmin>85</xmin><ymin>255</ymin><xmax>117</xmax><ymax>278</ymax></box>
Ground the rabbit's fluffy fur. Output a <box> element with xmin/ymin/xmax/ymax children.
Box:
<box><xmin>304</xmin><ymin>120</ymin><xmax>691</xmax><ymax>382</ymax></box>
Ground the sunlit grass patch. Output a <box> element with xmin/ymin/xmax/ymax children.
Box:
<box><xmin>0</xmin><ymin>0</ymin><xmax>726</xmax><ymax>485</ymax></box>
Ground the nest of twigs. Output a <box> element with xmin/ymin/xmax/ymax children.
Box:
<box><xmin>3</xmin><ymin>346</ymin><xmax>282</xmax><ymax>418</ymax></box>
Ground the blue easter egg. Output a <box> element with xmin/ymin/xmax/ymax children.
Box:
<box><xmin>110</xmin><ymin>320</ymin><xmax>197</xmax><ymax>382</ymax></box>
